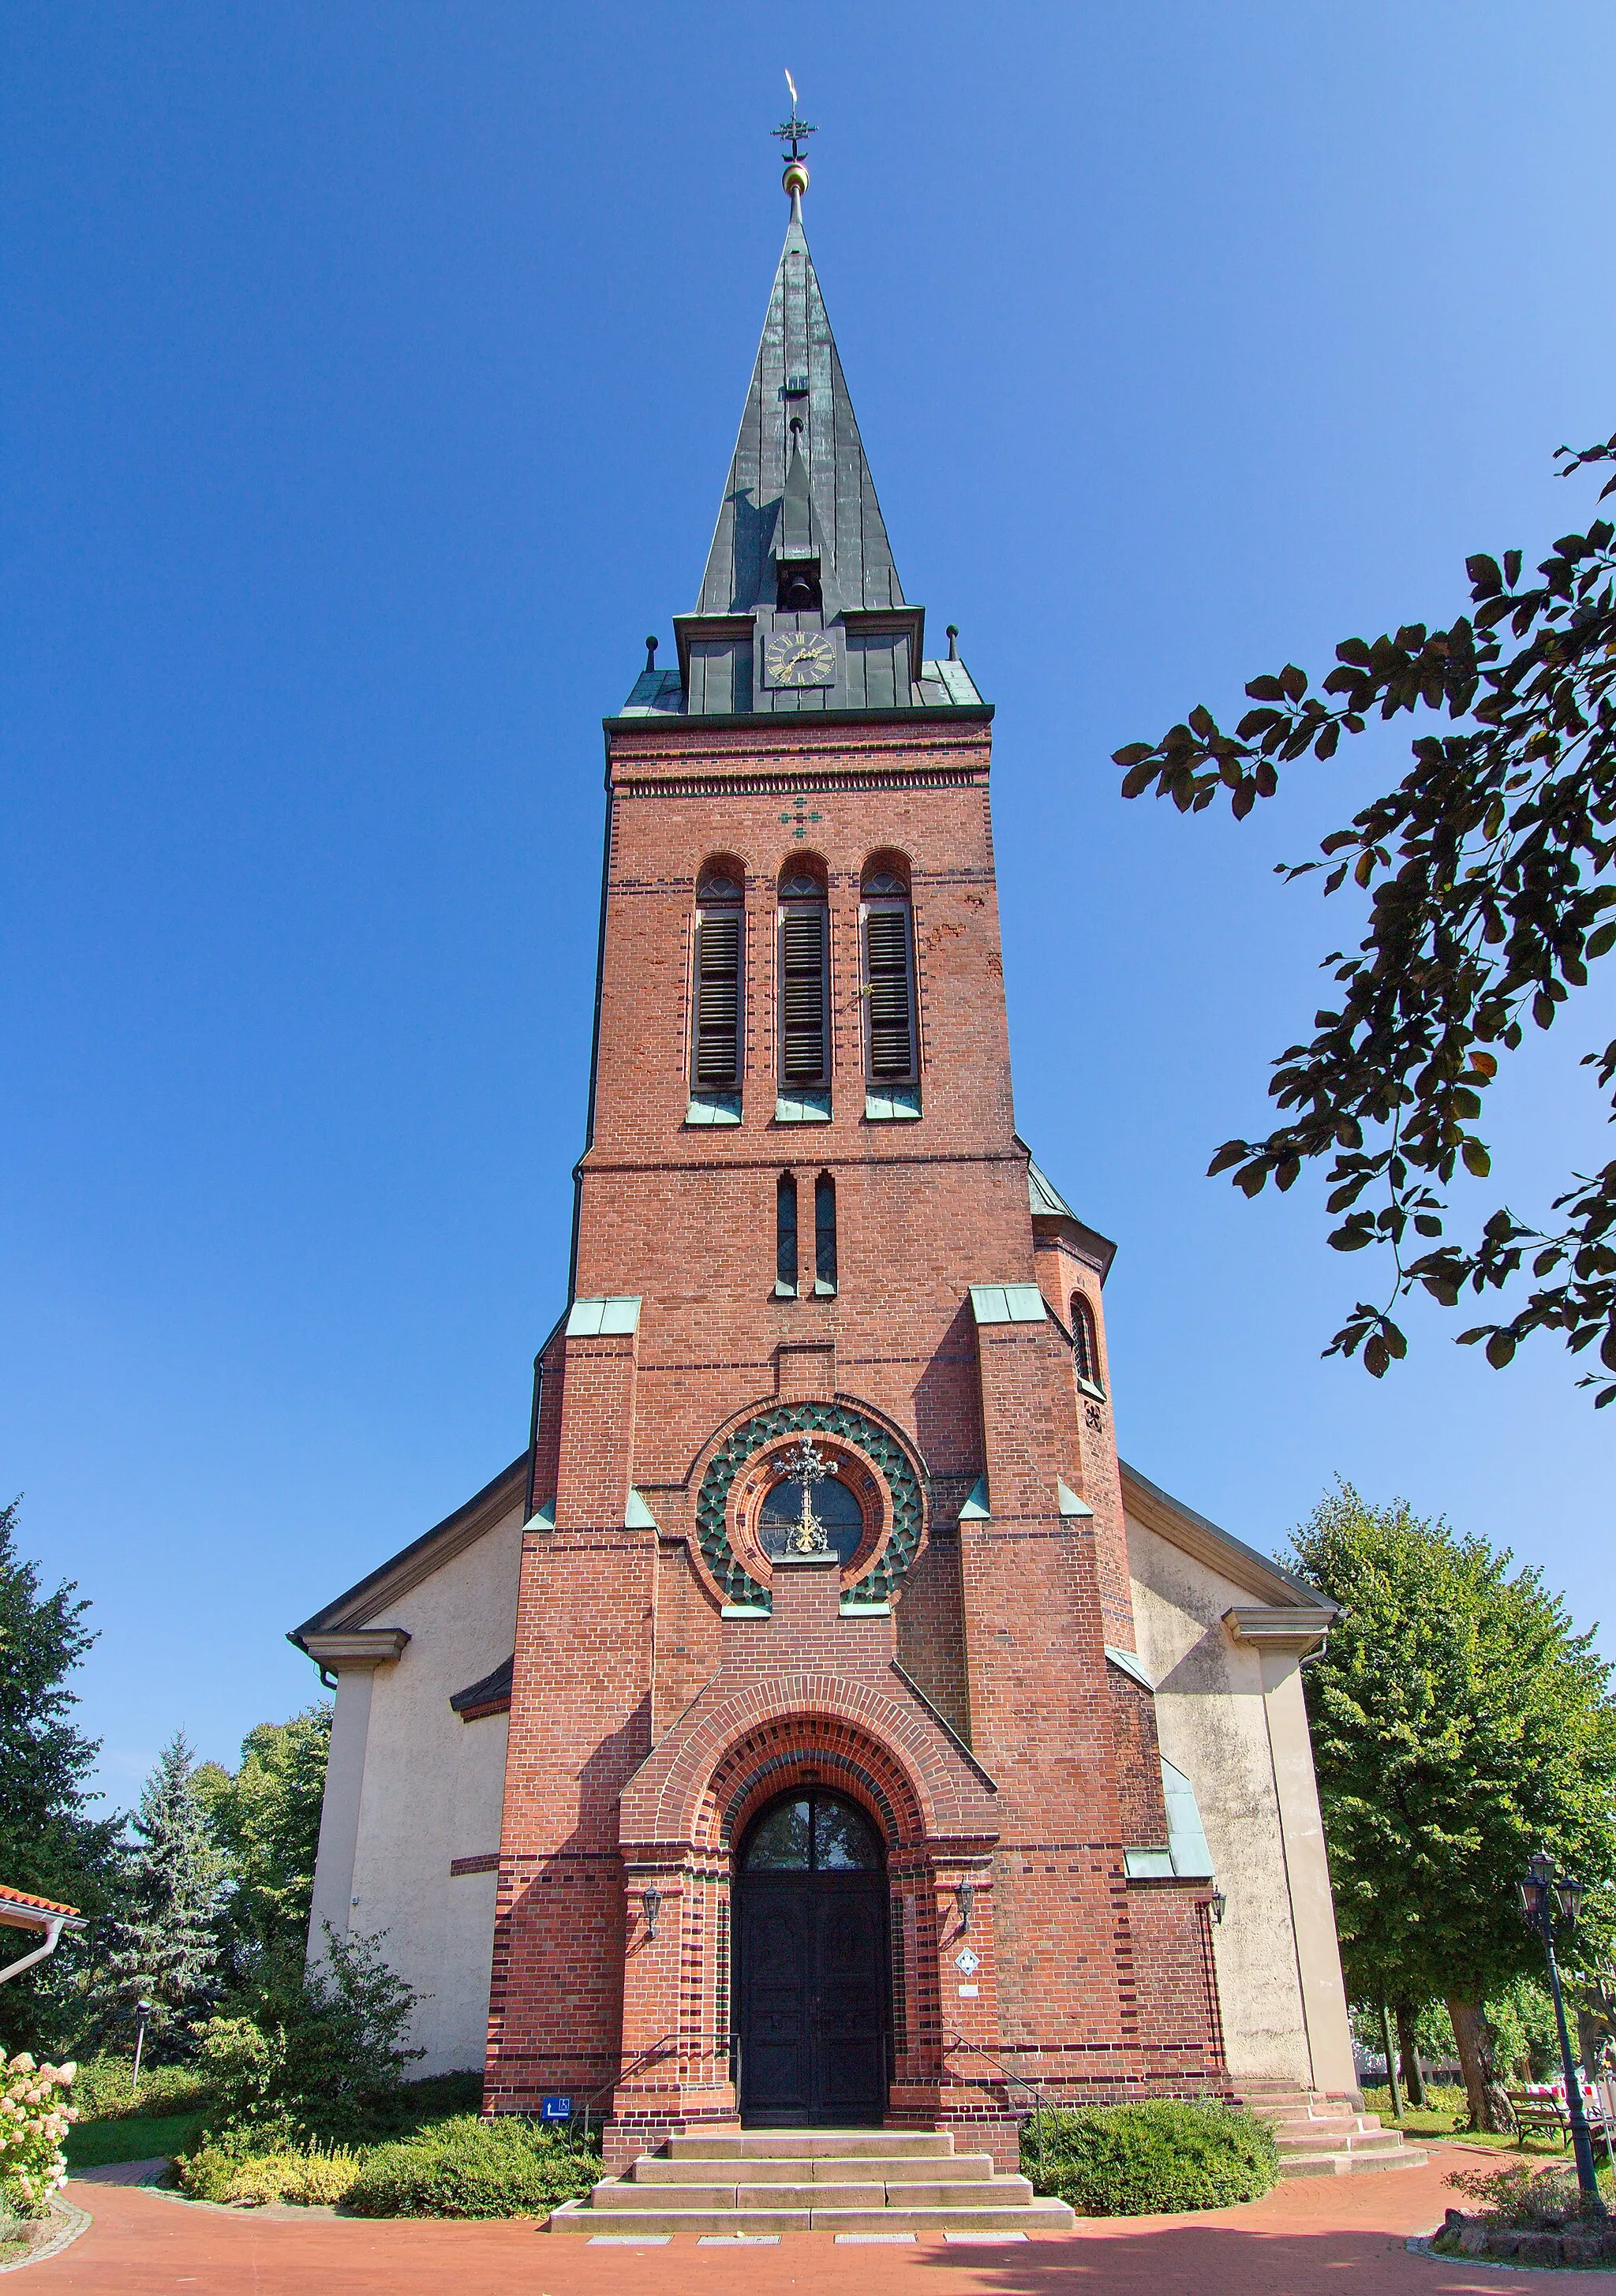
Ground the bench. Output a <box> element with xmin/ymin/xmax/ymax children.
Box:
<box><xmin>1506</xmin><ymin>2088</ymin><xmax>1612</xmax><ymax>2147</ymax></box>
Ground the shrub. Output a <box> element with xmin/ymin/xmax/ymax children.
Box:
<box><xmin>342</xmin><ymin>2115</ymin><xmax>600</xmax><ymax>2219</ymax></box>
<box><xmin>177</xmin><ymin>2141</ymin><xmax>361</xmax><ymax>2207</ymax></box>
<box><xmin>1027</xmin><ymin>2101</ymin><xmax>1280</xmax><ymax>2216</ymax></box>
<box><xmin>341</xmin><ymin>2069</ymin><xmax>484</xmax><ymax>2141</ymax></box>
<box><xmin>0</xmin><ymin>2055</ymin><xmax>79</xmax><ymax>2219</ymax></box>
<box><xmin>194</xmin><ymin>1925</ymin><xmax>421</xmax><ymax>2145</ymax></box>
<box><xmin>68</xmin><ymin>2054</ymin><xmax>214</xmax><ymax>2122</ymax></box>
<box><xmin>1446</xmin><ymin>2161</ymin><xmax>1598</xmax><ymax>2228</ymax></box>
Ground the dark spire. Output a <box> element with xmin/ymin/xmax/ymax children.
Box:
<box><xmin>694</xmin><ymin>202</ymin><xmax>905</xmax><ymax>619</ymax></box>
<box><xmin>618</xmin><ymin>99</ymin><xmax>986</xmax><ymax>723</ymax></box>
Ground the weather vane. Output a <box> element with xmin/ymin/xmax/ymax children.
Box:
<box><xmin>774</xmin><ymin>69</ymin><xmax>816</xmax><ymax>208</ymax></box>
<box><xmin>774</xmin><ymin>69</ymin><xmax>817</xmax><ymax>162</ymax></box>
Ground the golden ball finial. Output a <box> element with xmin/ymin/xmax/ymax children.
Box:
<box><xmin>783</xmin><ymin>156</ymin><xmax>809</xmax><ymax>200</ymax></box>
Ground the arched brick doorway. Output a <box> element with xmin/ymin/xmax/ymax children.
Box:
<box><xmin>733</xmin><ymin>1788</ymin><xmax>888</xmax><ymax>2125</ymax></box>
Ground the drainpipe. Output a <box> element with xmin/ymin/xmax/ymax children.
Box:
<box><xmin>0</xmin><ymin>1917</ymin><xmax>69</xmax><ymax>1985</ymax></box>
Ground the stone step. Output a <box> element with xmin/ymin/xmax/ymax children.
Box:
<box><xmin>667</xmin><ymin>2130</ymin><xmax>955</xmax><ymax>2160</ymax></box>
<box><xmin>634</xmin><ymin>2152</ymin><xmax>996</xmax><ymax>2186</ymax></box>
<box><xmin>799</xmin><ymin>2202</ymin><xmax>1075</xmax><ymax>2234</ymax></box>
<box><xmin>552</xmin><ymin>2199</ymin><xmax>1075</xmax><ymax>2236</ymax></box>
<box><xmin>1277</xmin><ymin>2126</ymin><xmax>1408</xmax><ymax>2154</ymax></box>
<box><xmin>1279</xmin><ymin>2145</ymin><xmax>1427</xmax><ymax>2180</ymax></box>
<box><xmin>552</xmin><ymin>2204</ymin><xmax>810</xmax><ymax>2236</ymax></box>
<box><xmin>595</xmin><ymin>2182</ymin><xmax>883</xmax><ymax>2212</ymax></box>
<box><xmin>596</xmin><ymin>2175</ymin><xmax>1037</xmax><ymax>2214</ymax></box>
<box><xmin>1273</xmin><ymin>2122</ymin><xmax>1384</xmax><ymax>2148</ymax></box>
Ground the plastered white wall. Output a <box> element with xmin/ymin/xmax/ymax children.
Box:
<box><xmin>1127</xmin><ymin>1513</ymin><xmax>1353</xmax><ymax>2092</ymax></box>
<box><xmin>323</xmin><ymin>1505</ymin><xmax>523</xmax><ymax>2074</ymax></box>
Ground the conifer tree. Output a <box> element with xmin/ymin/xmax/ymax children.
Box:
<box><xmin>0</xmin><ymin>1498</ymin><xmax>122</xmax><ymax>2054</ymax></box>
<box><xmin>106</xmin><ymin>1733</ymin><xmax>226</xmax><ymax>2054</ymax></box>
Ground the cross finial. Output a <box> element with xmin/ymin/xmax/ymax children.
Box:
<box><xmin>773</xmin><ymin>69</ymin><xmax>816</xmax><ymax>215</ymax></box>
<box><xmin>780</xmin><ymin>1434</ymin><xmax>832</xmax><ymax>1556</ymax></box>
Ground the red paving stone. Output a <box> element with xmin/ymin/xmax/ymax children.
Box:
<box><xmin>33</xmin><ymin>2144</ymin><xmax>1550</xmax><ymax>2295</ymax></box>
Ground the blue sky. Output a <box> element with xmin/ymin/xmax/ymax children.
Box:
<box><xmin>5</xmin><ymin>2</ymin><xmax>1614</xmax><ymax>1804</ymax></box>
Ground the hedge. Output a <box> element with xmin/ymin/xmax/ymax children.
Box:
<box><xmin>342</xmin><ymin>2115</ymin><xmax>600</xmax><ymax>2219</ymax></box>
<box><xmin>1026</xmin><ymin>2101</ymin><xmax>1280</xmax><ymax>2215</ymax></box>
<box><xmin>178</xmin><ymin>2143</ymin><xmax>361</xmax><ymax>2207</ymax></box>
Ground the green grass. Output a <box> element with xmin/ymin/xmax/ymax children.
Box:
<box><xmin>65</xmin><ymin>2112</ymin><xmax>207</xmax><ymax>2171</ymax></box>
<box><xmin>1362</xmin><ymin>2082</ymin><xmax>1606</xmax><ymax>2157</ymax></box>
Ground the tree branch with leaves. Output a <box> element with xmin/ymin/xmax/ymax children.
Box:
<box><xmin>1115</xmin><ymin>428</ymin><xmax>1616</xmax><ymax>1397</ymax></box>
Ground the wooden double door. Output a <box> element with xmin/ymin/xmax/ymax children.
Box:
<box><xmin>734</xmin><ymin>1868</ymin><xmax>888</xmax><ymax>2125</ymax></box>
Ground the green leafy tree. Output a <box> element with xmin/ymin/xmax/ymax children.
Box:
<box><xmin>104</xmin><ymin>1733</ymin><xmax>226</xmax><ymax>2055</ymax></box>
<box><xmin>196</xmin><ymin>1703</ymin><xmax>331</xmax><ymax>1971</ymax></box>
<box><xmin>1289</xmin><ymin>1485</ymin><xmax>1616</xmax><ymax>2131</ymax></box>
<box><xmin>1114</xmin><ymin>427</ymin><xmax>1616</xmax><ymax>1398</ymax></box>
<box><xmin>0</xmin><ymin>1498</ymin><xmax>123</xmax><ymax>2054</ymax></box>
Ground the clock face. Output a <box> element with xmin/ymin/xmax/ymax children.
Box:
<box><xmin>764</xmin><ymin>630</ymin><xmax>838</xmax><ymax>689</ymax></box>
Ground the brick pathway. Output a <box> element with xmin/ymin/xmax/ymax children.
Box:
<box><xmin>33</xmin><ymin>2143</ymin><xmax>1527</xmax><ymax>2294</ymax></box>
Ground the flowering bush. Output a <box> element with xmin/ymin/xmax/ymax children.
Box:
<box><xmin>1445</xmin><ymin>2160</ymin><xmax>1596</xmax><ymax>2227</ymax></box>
<box><xmin>177</xmin><ymin>2141</ymin><xmax>362</xmax><ymax>2207</ymax></box>
<box><xmin>0</xmin><ymin>2055</ymin><xmax>78</xmax><ymax>2219</ymax></box>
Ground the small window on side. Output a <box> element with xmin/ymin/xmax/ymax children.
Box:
<box><xmin>1072</xmin><ymin>1292</ymin><xmax>1104</xmax><ymax>1396</ymax></box>
<box><xmin>776</xmin><ymin>1172</ymin><xmax>799</xmax><ymax>1296</ymax></box>
<box><xmin>814</xmin><ymin>1172</ymin><xmax>837</xmax><ymax>1294</ymax></box>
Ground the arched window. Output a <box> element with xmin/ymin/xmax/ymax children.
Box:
<box><xmin>758</xmin><ymin>1470</ymin><xmax>863</xmax><ymax>1565</ymax></box>
<box><xmin>862</xmin><ymin>858</ymin><xmax>916</xmax><ymax>1085</ymax></box>
<box><xmin>814</xmin><ymin>1171</ymin><xmax>837</xmax><ymax>1295</ymax></box>
<box><xmin>776</xmin><ymin>1171</ymin><xmax>799</xmax><ymax>1297</ymax></box>
<box><xmin>740</xmin><ymin>1789</ymin><xmax>881</xmax><ymax>1871</ymax></box>
<box><xmin>1072</xmin><ymin>1292</ymin><xmax>1104</xmax><ymax>1396</ymax></box>
<box><xmin>777</xmin><ymin>860</ymin><xmax>829</xmax><ymax>1091</ymax></box>
<box><xmin>692</xmin><ymin>860</ymin><xmax>744</xmax><ymax>1096</ymax></box>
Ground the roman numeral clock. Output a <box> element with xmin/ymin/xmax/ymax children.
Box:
<box><xmin>763</xmin><ymin>627</ymin><xmax>840</xmax><ymax>687</ymax></box>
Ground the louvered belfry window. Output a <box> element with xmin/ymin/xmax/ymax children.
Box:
<box><xmin>693</xmin><ymin>866</ymin><xmax>743</xmax><ymax>1090</ymax></box>
<box><xmin>778</xmin><ymin>866</ymin><xmax>829</xmax><ymax>1089</ymax></box>
<box><xmin>863</xmin><ymin>899</ymin><xmax>916</xmax><ymax>1082</ymax></box>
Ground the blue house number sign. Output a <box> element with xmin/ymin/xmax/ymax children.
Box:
<box><xmin>541</xmin><ymin>2094</ymin><xmax>571</xmax><ymax>2121</ymax></box>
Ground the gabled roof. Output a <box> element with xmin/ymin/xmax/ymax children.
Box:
<box><xmin>0</xmin><ymin>1883</ymin><xmax>84</xmax><ymax>1931</ymax></box>
<box><xmin>450</xmin><ymin>1653</ymin><xmax>514</xmax><ymax>1718</ymax></box>
<box><xmin>695</xmin><ymin>208</ymin><xmax>904</xmax><ymax>618</ymax></box>
<box><xmin>1017</xmin><ymin>1138</ymin><xmax>1118</xmax><ymax>1282</ymax></box>
<box><xmin>289</xmin><ymin>1453</ymin><xmax>528</xmax><ymax>1652</ymax></box>
<box><xmin>1119</xmin><ymin>1459</ymin><xmax>1334</xmax><ymax>1612</ymax></box>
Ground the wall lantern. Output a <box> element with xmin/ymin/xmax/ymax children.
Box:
<box><xmin>956</xmin><ymin>1883</ymin><xmax>974</xmax><ymax>1933</ymax></box>
<box><xmin>1209</xmin><ymin>1889</ymin><xmax>1227</xmax><ymax>1927</ymax></box>
<box><xmin>642</xmin><ymin>1884</ymin><xmax>662</xmax><ymax>1939</ymax></box>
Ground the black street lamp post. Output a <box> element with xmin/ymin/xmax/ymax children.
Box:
<box><xmin>1520</xmin><ymin>1849</ymin><xmax>1606</xmax><ymax>2216</ymax></box>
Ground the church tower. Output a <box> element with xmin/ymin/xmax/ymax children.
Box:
<box><xmin>480</xmin><ymin>122</ymin><xmax>1228</xmax><ymax>2163</ymax></box>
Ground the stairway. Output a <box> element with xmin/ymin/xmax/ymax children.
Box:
<box><xmin>1230</xmin><ymin>2081</ymin><xmax>1427</xmax><ymax>2177</ymax></box>
<box><xmin>548</xmin><ymin>2127</ymin><xmax>1077</xmax><ymax>2236</ymax></box>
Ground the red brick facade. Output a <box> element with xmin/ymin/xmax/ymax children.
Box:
<box><xmin>483</xmin><ymin>712</ymin><xmax>1227</xmax><ymax>2163</ymax></box>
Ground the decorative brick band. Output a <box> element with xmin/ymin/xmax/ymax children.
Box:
<box><xmin>449</xmin><ymin>1853</ymin><xmax>499</xmax><ymax>1877</ymax></box>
